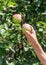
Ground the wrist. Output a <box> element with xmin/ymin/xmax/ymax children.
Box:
<box><xmin>34</xmin><ymin>38</ymin><xmax>39</xmax><ymax>44</ymax></box>
<box><xmin>31</xmin><ymin>37</ymin><xmax>39</xmax><ymax>45</ymax></box>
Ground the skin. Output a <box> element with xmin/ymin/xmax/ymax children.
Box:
<box><xmin>23</xmin><ymin>24</ymin><xmax>46</xmax><ymax>65</ymax></box>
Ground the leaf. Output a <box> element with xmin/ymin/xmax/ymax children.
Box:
<box><xmin>7</xmin><ymin>1</ymin><xmax>17</xmax><ymax>7</ymax></box>
<box><xmin>0</xmin><ymin>47</ymin><xmax>6</xmax><ymax>56</ymax></box>
<box><xmin>0</xmin><ymin>57</ymin><xmax>3</xmax><ymax>65</ymax></box>
<box><xmin>0</xmin><ymin>29</ymin><xmax>5</xmax><ymax>35</ymax></box>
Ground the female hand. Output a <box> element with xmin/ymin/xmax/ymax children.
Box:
<box><xmin>22</xmin><ymin>23</ymin><xmax>38</xmax><ymax>45</ymax></box>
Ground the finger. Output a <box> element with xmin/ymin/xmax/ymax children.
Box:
<box><xmin>24</xmin><ymin>31</ymin><xmax>30</xmax><ymax>38</ymax></box>
<box><xmin>25</xmin><ymin>33</ymin><xmax>31</xmax><ymax>44</ymax></box>
<box><xmin>25</xmin><ymin>33</ymin><xmax>30</xmax><ymax>41</ymax></box>
<box><xmin>30</xmin><ymin>26</ymin><xmax>35</xmax><ymax>33</ymax></box>
<box><xmin>25</xmin><ymin>31</ymin><xmax>32</xmax><ymax>39</ymax></box>
<box><xmin>25</xmin><ymin>31</ymin><xmax>31</xmax><ymax>37</ymax></box>
<box><xmin>25</xmin><ymin>32</ymin><xmax>30</xmax><ymax>38</ymax></box>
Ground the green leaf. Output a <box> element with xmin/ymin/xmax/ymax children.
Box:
<box><xmin>0</xmin><ymin>47</ymin><xmax>6</xmax><ymax>56</ymax></box>
<box><xmin>7</xmin><ymin>1</ymin><xmax>17</xmax><ymax>7</ymax></box>
<box><xmin>0</xmin><ymin>57</ymin><xmax>3</xmax><ymax>65</ymax></box>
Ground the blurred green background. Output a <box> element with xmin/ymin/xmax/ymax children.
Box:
<box><xmin>0</xmin><ymin>0</ymin><xmax>46</xmax><ymax>65</ymax></box>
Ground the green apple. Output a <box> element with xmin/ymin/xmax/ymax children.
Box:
<box><xmin>22</xmin><ymin>23</ymin><xmax>31</xmax><ymax>32</ymax></box>
<box><xmin>13</xmin><ymin>14</ymin><xmax>22</xmax><ymax>24</ymax></box>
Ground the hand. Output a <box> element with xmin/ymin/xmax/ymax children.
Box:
<box><xmin>23</xmin><ymin>24</ymin><xmax>46</xmax><ymax>65</ymax></box>
<box><xmin>22</xmin><ymin>23</ymin><xmax>38</xmax><ymax>45</ymax></box>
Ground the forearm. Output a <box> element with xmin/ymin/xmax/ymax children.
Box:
<box><xmin>31</xmin><ymin>40</ymin><xmax>46</xmax><ymax>65</ymax></box>
<box><xmin>23</xmin><ymin>23</ymin><xmax>46</xmax><ymax>65</ymax></box>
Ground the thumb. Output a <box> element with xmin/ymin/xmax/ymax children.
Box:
<box><xmin>25</xmin><ymin>31</ymin><xmax>33</xmax><ymax>38</ymax></box>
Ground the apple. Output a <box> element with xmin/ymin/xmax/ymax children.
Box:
<box><xmin>13</xmin><ymin>14</ymin><xmax>22</xmax><ymax>24</ymax></box>
<box><xmin>22</xmin><ymin>23</ymin><xmax>31</xmax><ymax>32</ymax></box>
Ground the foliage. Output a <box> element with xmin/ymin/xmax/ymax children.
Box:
<box><xmin>0</xmin><ymin>0</ymin><xmax>46</xmax><ymax>65</ymax></box>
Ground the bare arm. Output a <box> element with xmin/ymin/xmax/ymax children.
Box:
<box><xmin>30</xmin><ymin>39</ymin><xmax>46</xmax><ymax>65</ymax></box>
<box><xmin>23</xmin><ymin>23</ymin><xmax>46</xmax><ymax>65</ymax></box>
